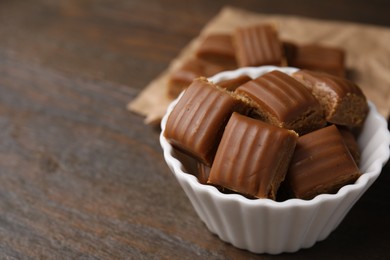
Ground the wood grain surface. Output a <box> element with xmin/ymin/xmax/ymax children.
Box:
<box><xmin>1</xmin><ymin>1</ymin><xmax>389</xmax><ymax>259</ymax></box>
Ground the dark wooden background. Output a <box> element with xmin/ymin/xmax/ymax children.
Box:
<box><xmin>1</xmin><ymin>0</ymin><xmax>389</xmax><ymax>259</ymax></box>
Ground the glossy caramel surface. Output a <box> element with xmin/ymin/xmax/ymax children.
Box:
<box><xmin>165</xmin><ymin>78</ymin><xmax>246</xmax><ymax>165</ymax></box>
<box><xmin>208</xmin><ymin>112</ymin><xmax>298</xmax><ymax>199</ymax></box>
<box><xmin>234</xmin><ymin>24</ymin><xmax>283</xmax><ymax>66</ymax></box>
<box><xmin>236</xmin><ymin>70</ymin><xmax>325</xmax><ymax>132</ymax></box>
<box><xmin>286</xmin><ymin>125</ymin><xmax>361</xmax><ymax>199</ymax></box>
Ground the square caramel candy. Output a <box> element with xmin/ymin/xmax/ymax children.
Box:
<box><xmin>235</xmin><ymin>70</ymin><xmax>326</xmax><ymax>135</ymax></box>
<box><xmin>195</xmin><ymin>33</ymin><xmax>237</xmax><ymax>68</ymax></box>
<box><xmin>283</xmin><ymin>42</ymin><xmax>346</xmax><ymax>77</ymax></box>
<box><xmin>167</xmin><ymin>57</ymin><xmax>227</xmax><ymax>98</ymax></box>
<box><xmin>233</xmin><ymin>24</ymin><xmax>283</xmax><ymax>67</ymax></box>
<box><xmin>292</xmin><ymin>70</ymin><xmax>368</xmax><ymax>127</ymax></box>
<box><xmin>164</xmin><ymin>78</ymin><xmax>250</xmax><ymax>166</ymax></box>
<box><xmin>208</xmin><ymin>112</ymin><xmax>298</xmax><ymax>200</ymax></box>
<box><xmin>285</xmin><ymin>125</ymin><xmax>361</xmax><ymax>200</ymax></box>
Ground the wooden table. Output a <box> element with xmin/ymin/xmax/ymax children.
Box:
<box><xmin>1</xmin><ymin>1</ymin><xmax>389</xmax><ymax>259</ymax></box>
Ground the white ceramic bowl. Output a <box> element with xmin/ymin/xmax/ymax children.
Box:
<box><xmin>160</xmin><ymin>66</ymin><xmax>390</xmax><ymax>254</ymax></box>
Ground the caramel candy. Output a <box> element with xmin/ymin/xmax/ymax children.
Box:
<box><xmin>284</xmin><ymin>43</ymin><xmax>346</xmax><ymax>77</ymax></box>
<box><xmin>233</xmin><ymin>24</ymin><xmax>283</xmax><ymax>67</ymax></box>
<box><xmin>167</xmin><ymin>57</ymin><xmax>227</xmax><ymax>98</ymax></box>
<box><xmin>195</xmin><ymin>33</ymin><xmax>237</xmax><ymax>68</ymax></box>
<box><xmin>292</xmin><ymin>70</ymin><xmax>368</xmax><ymax>127</ymax></box>
<box><xmin>285</xmin><ymin>125</ymin><xmax>361</xmax><ymax>200</ymax></box>
<box><xmin>208</xmin><ymin>112</ymin><xmax>298</xmax><ymax>199</ymax></box>
<box><xmin>216</xmin><ymin>75</ymin><xmax>252</xmax><ymax>91</ymax></box>
<box><xmin>164</xmin><ymin>78</ymin><xmax>249</xmax><ymax>166</ymax></box>
<box><xmin>235</xmin><ymin>70</ymin><xmax>326</xmax><ymax>135</ymax></box>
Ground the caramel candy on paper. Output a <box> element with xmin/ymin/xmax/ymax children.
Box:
<box><xmin>164</xmin><ymin>78</ymin><xmax>249</xmax><ymax>166</ymax></box>
<box><xmin>167</xmin><ymin>57</ymin><xmax>227</xmax><ymax>98</ymax></box>
<box><xmin>168</xmin><ymin>33</ymin><xmax>239</xmax><ymax>99</ymax></box>
<box><xmin>233</xmin><ymin>24</ymin><xmax>283</xmax><ymax>67</ymax></box>
<box><xmin>236</xmin><ymin>70</ymin><xmax>326</xmax><ymax>135</ymax></box>
<box><xmin>292</xmin><ymin>70</ymin><xmax>368</xmax><ymax>127</ymax></box>
<box><xmin>208</xmin><ymin>112</ymin><xmax>298</xmax><ymax>199</ymax></box>
<box><xmin>195</xmin><ymin>33</ymin><xmax>237</xmax><ymax>68</ymax></box>
<box><xmin>286</xmin><ymin>125</ymin><xmax>361</xmax><ymax>200</ymax></box>
<box><xmin>284</xmin><ymin>42</ymin><xmax>346</xmax><ymax>77</ymax></box>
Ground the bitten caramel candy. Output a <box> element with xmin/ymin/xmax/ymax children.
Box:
<box><xmin>195</xmin><ymin>33</ymin><xmax>237</xmax><ymax>68</ymax></box>
<box><xmin>164</xmin><ymin>78</ymin><xmax>249</xmax><ymax>166</ymax></box>
<box><xmin>167</xmin><ymin>57</ymin><xmax>227</xmax><ymax>98</ymax></box>
<box><xmin>233</xmin><ymin>24</ymin><xmax>283</xmax><ymax>67</ymax></box>
<box><xmin>235</xmin><ymin>70</ymin><xmax>326</xmax><ymax>135</ymax></box>
<box><xmin>292</xmin><ymin>70</ymin><xmax>368</xmax><ymax>127</ymax></box>
<box><xmin>284</xmin><ymin>43</ymin><xmax>346</xmax><ymax>77</ymax></box>
<box><xmin>285</xmin><ymin>125</ymin><xmax>361</xmax><ymax>200</ymax></box>
<box><xmin>216</xmin><ymin>75</ymin><xmax>252</xmax><ymax>91</ymax></box>
<box><xmin>208</xmin><ymin>112</ymin><xmax>298</xmax><ymax>199</ymax></box>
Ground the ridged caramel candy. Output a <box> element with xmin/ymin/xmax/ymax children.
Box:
<box><xmin>233</xmin><ymin>24</ymin><xmax>283</xmax><ymax>67</ymax></box>
<box><xmin>292</xmin><ymin>70</ymin><xmax>368</xmax><ymax>127</ymax></box>
<box><xmin>208</xmin><ymin>112</ymin><xmax>298</xmax><ymax>199</ymax></box>
<box><xmin>285</xmin><ymin>125</ymin><xmax>361</xmax><ymax>200</ymax></box>
<box><xmin>164</xmin><ymin>78</ymin><xmax>249</xmax><ymax>166</ymax></box>
<box><xmin>235</xmin><ymin>70</ymin><xmax>326</xmax><ymax>135</ymax></box>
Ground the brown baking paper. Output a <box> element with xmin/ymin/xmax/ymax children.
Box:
<box><xmin>128</xmin><ymin>6</ymin><xmax>390</xmax><ymax>125</ymax></box>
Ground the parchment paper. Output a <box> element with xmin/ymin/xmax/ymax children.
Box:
<box><xmin>128</xmin><ymin>6</ymin><xmax>390</xmax><ymax>125</ymax></box>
